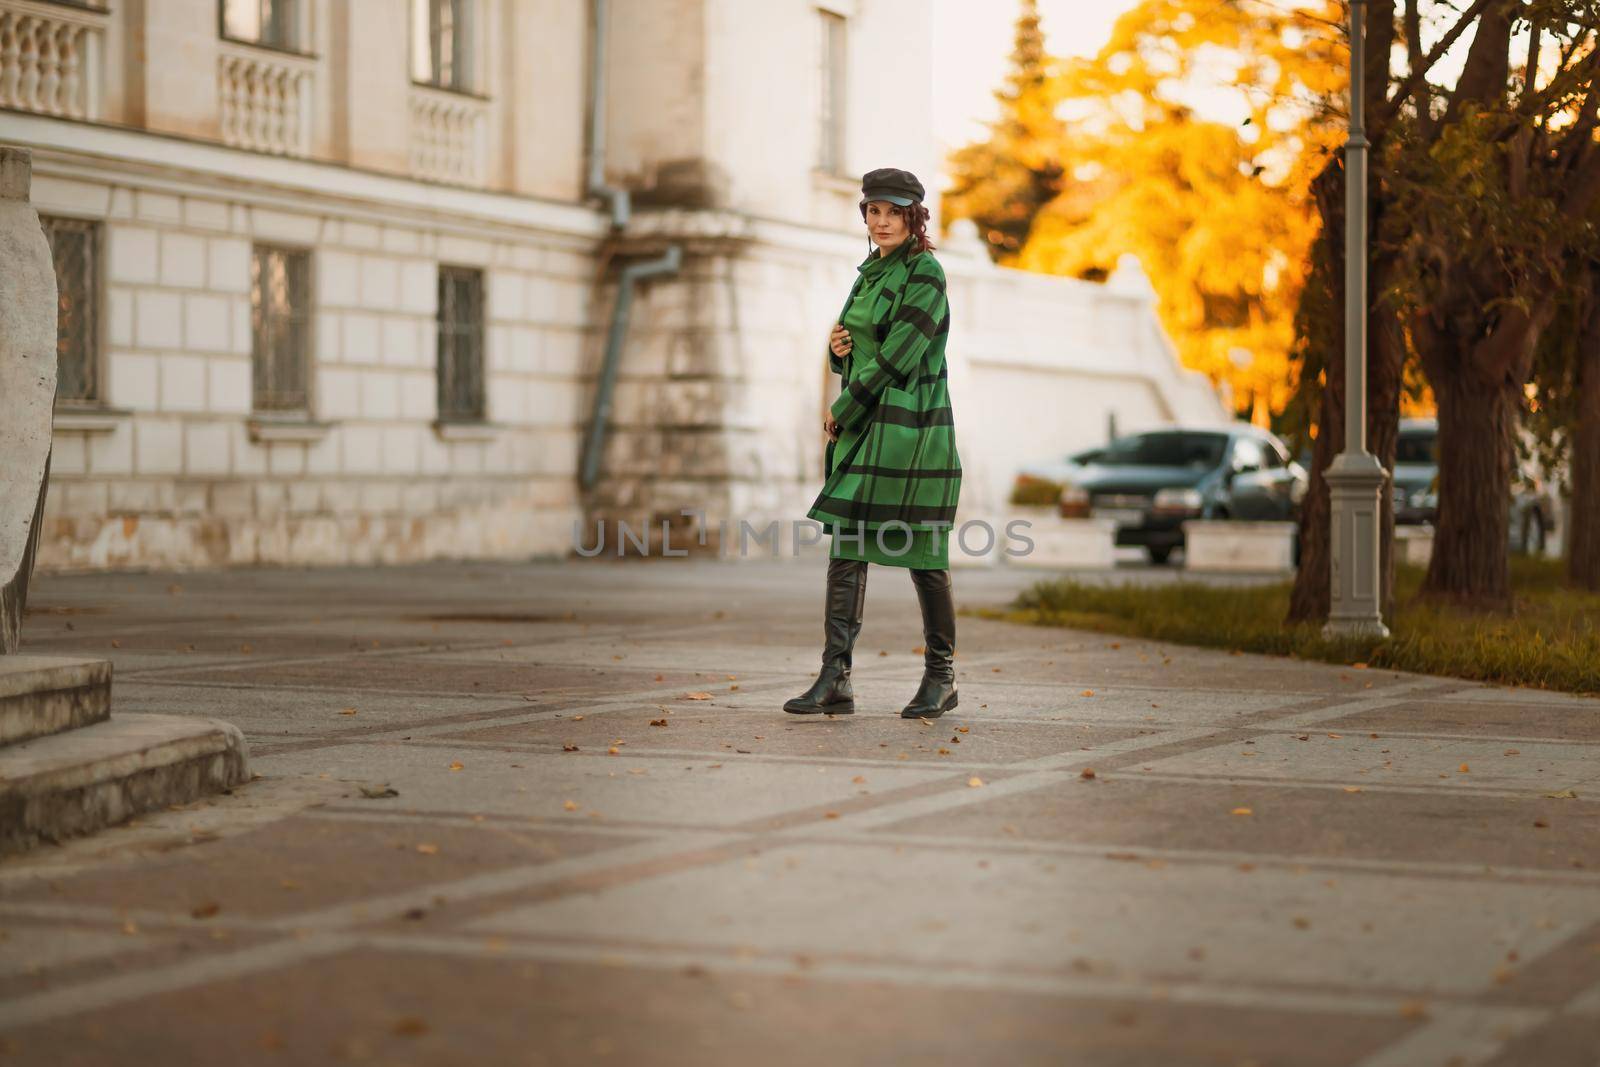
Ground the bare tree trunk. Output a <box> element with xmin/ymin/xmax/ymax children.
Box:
<box><xmin>1568</xmin><ymin>299</ymin><xmax>1600</xmax><ymax>589</ymax></box>
<box><xmin>1423</xmin><ymin>372</ymin><xmax>1516</xmax><ymax>609</ymax></box>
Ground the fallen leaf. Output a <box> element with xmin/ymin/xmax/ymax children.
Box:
<box><xmin>649</xmin><ymin>718</ymin><xmax>669</xmax><ymax>727</ymax></box>
<box><xmin>607</xmin><ymin>746</ymin><xmax>620</xmax><ymax>755</ymax></box>
<box><xmin>449</xmin><ymin>761</ymin><xmax>464</xmax><ymax>772</ymax></box>
<box><xmin>1231</xmin><ymin>807</ymin><xmax>1253</xmax><ymax>817</ymax></box>
<box><xmin>562</xmin><ymin>744</ymin><xmax>579</xmax><ymax>752</ymax></box>
<box><xmin>1343</xmin><ymin>786</ymin><xmax>1362</xmax><ymax>794</ymax></box>
<box><xmin>852</xmin><ymin>775</ymin><xmax>867</xmax><ymax>784</ymax></box>
<box><xmin>359</xmin><ymin>784</ymin><xmax>399</xmax><ymax>799</ymax></box>
<box><xmin>393</xmin><ymin>1017</ymin><xmax>429</xmax><ymax>1037</ymax></box>
<box><xmin>563</xmin><ymin>800</ymin><xmax>579</xmax><ymax>811</ymax></box>
<box><xmin>1533</xmin><ymin>819</ymin><xmax>1550</xmax><ymax>829</ymax></box>
<box><xmin>1399</xmin><ymin>1001</ymin><xmax>1429</xmax><ymax>1020</ymax></box>
<box><xmin>1080</xmin><ymin>768</ymin><xmax>1096</xmax><ymax>780</ymax></box>
<box><xmin>339</xmin><ymin>707</ymin><xmax>358</xmax><ymax>716</ymax></box>
<box><xmin>967</xmin><ymin>776</ymin><xmax>985</xmax><ymax>788</ymax></box>
<box><xmin>190</xmin><ymin>902</ymin><xmax>221</xmax><ymax>919</ymax></box>
<box><xmin>573</xmin><ymin>715</ymin><xmax>585</xmax><ymax>721</ymax></box>
<box><xmin>1458</xmin><ymin>763</ymin><xmax>1471</xmax><ymax>773</ymax></box>
<box><xmin>683</xmin><ymin>692</ymin><xmax>713</xmax><ymax>700</ymax></box>
<box><xmin>824</xmin><ymin>812</ymin><xmax>840</xmax><ymax>819</ymax></box>
<box><xmin>1081</xmin><ymin>689</ymin><xmax>1095</xmax><ymax>697</ymax></box>
<box><xmin>415</xmin><ymin>843</ymin><xmax>439</xmax><ymax>855</ymax></box>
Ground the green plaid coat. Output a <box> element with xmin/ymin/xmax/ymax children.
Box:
<box><xmin>806</xmin><ymin>242</ymin><xmax>962</xmax><ymax>531</ymax></box>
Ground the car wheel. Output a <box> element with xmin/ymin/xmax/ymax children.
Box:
<box><xmin>1146</xmin><ymin>546</ymin><xmax>1174</xmax><ymax>566</ymax></box>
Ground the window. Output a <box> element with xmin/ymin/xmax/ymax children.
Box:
<box><xmin>412</xmin><ymin>0</ymin><xmax>475</xmax><ymax>92</ymax></box>
<box><xmin>40</xmin><ymin>216</ymin><xmax>101</xmax><ymax>406</ymax></box>
<box><xmin>250</xmin><ymin>245</ymin><xmax>311</xmax><ymax>412</ymax></box>
<box><xmin>221</xmin><ymin>0</ymin><xmax>303</xmax><ymax>51</ymax></box>
<box><xmin>1231</xmin><ymin>438</ymin><xmax>1265</xmax><ymax>473</ymax></box>
<box><xmin>816</xmin><ymin>10</ymin><xmax>846</xmax><ymax>174</ymax></box>
<box><xmin>436</xmin><ymin>266</ymin><xmax>485</xmax><ymax>422</ymax></box>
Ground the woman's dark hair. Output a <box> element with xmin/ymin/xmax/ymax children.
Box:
<box><xmin>859</xmin><ymin>200</ymin><xmax>937</xmax><ymax>256</ymax></box>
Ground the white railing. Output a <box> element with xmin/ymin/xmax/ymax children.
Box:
<box><xmin>0</xmin><ymin>2</ymin><xmax>105</xmax><ymax>120</ymax></box>
<box><xmin>409</xmin><ymin>84</ymin><xmax>487</xmax><ymax>185</ymax></box>
<box><xmin>218</xmin><ymin>42</ymin><xmax>313</xmax><ymax>157</ymax></box>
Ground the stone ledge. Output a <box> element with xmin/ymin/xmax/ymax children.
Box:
<box><xmin>0</xmin><ymin>713</ymin><xmax>251</xmax><ymax>855</ymax></box>
<box><xmin>246</xmin><ymin>416</ymin><xmax>336</xmax><ymax>444</ymax></box>
<box><xmin>0</xmin><ymin>654</ymin><xmax>110</xmax><ymax>747</ymax></box>
<box><xmin>52</xmin><ymin>407</ymin><xmax>131</xmax><ymax>435</ymax></box>
<box><xmin>432</xmin><ymin>420</ymin><xmax>505</xmax><ymax>443</ymax></box>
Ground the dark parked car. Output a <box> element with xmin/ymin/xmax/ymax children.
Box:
<box><xmin>1393</xmin><ymin>417</ymin><xmax>1558</xmax><ymax>554</ymax></box>
<box><xmin>1056</xmin><ymin>425</ymin><xmax>1307</xmax><ymax>564</ymax></box>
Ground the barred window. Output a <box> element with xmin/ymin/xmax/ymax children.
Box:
<box><xmin>816</xmin><ymin>10</ymin><xmax>847</xmax><ymax>175</ymax></box>
<box><xmin>436</xmin><ymin>266</ymin><xmax>485</xmax><ymax>422</ymax></box>
<box><xmin>412</xmin><ymin>0</ymin><xmax>475</xmax><ymax>92</ymax></box>
<box><xmin>221</xmin><ymin>0</ymin><xmax>303</xmax><ymax>51</ymax></box>
<box><xmin>41</xmin><ymin>216</ymin><xmax>101</xmax><ymax>406</ymax></box>
<box><xmin>250</xmin><ymin>245</ymin><xmax>311</xmax><ymax>412</ymax></box>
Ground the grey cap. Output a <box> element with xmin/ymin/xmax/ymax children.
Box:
<box><xmin>860</xmin><ymin>167</ymin><xmax>925</xmax><ymax>207</ymax></box>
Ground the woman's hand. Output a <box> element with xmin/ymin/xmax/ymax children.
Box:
<box><xmin>823</xmin><ymin>416</ymin><xmax>841</xmax><ymax>442</ymax></box>
<box><xmin>829</xmin><ymin>323</ymin><xmax>853</xmax><ymax>358</ymax></box>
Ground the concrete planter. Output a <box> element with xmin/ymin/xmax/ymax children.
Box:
<box><xmin>1007</xmin><ymin>513</ymin><xmax>1116</xmax><ymax>570</ymax></box>
<box><xmin>1395</xmin><ymin>524</ymin><xmax>1434</xmax><ymax>567</ymax></box>
<box><xmin>1182</xmin><ymin>520</ymin><xmax>1296</xmax><ymax>573</ymax></box>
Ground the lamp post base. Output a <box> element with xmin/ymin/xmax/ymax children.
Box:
<box><xmin>1324</xmin><ymin>450</ymin><xmax>1390</xmax><ymax>640</ymax></box>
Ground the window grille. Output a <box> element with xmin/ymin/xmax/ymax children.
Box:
<box><xmin>41</xmin><ymin>215</ymin><xmax>101</xmax><ymax>405</ymax></box>
<box><xmin>250</xmin><ymin>245</ymin><xmax>311</xmax><ymax>412</ymax></box>
<box><xmin>412</xmin><ymin>0</ymin><xmax>474</xmax><ymax>91</ymax></box>
<box><xmin>436</xmin><ymin>265</ymin><xmax>485</xmax><ymax>422</ymax></box>
<box><xmin>816</xmin><ymin>10</ymin><xmax>847</xmax><ymax>174</ymax></box>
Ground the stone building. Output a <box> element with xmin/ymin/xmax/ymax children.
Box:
<box><xmin>0</xmin><ymin>0</ymin><xmax>1224</xmax><ymax>571</ymax></box>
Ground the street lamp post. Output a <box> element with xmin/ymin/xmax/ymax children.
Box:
<box><xmin>1324</xmin><ymin>0</ymin><xmax>1390</xmax><ymax>639</ymax></box>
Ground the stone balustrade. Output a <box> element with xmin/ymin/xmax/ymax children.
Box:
<box><xmin>218</xmin><ymin>41</ymin><xmax>313</xmax><ymax>157</ymax></box>
<box><xmin>409</xmin><ymin>84</ymin><xmax>488</xmax><ymax>186</ymax></box>
<box><xmin>0</xmin><ymin>1</ymin><xmax>105</xmax><ymax>120</ymax></box>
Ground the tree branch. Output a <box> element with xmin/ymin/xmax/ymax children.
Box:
<box><xmin>1375</xmin><ymin>0</ymin><xmax>1499</xmax><ymax>142</ymax></box>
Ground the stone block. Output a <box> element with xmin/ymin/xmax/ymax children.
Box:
<box><xmin>361</xmin><ymin>371</ymin><xmax>401</xmax><ymax>419</ymax></box>
<box><xmin>1183</xmin><ymin>520</ymin><xmax>1297</xmax><ymax>572</ymax></box>
<box><xmin>208</xmin><ymin>357</ymin><xmax>251</xmax><ymax>413</ymax></box>
<box><xmin>318</xmin><ymin>367</ymin><xmax>363</xmax><ymax>419</ymax></box>
<box><xmin>359</xmin><ymin>255</ymin><xmax>400</xmax><ymax>310</ymax></box>
<box><xmin>184</xmin><ymin>422</ymin><xmax>231</xmax><ymax>476</ymax></box>
<box><xmin>1005</xmin><ymin>514</ymin><xmax>1114</xmax><ymax>570</ymax></box>
<box><xmin>0</xmin><ymin>656</ymin><xmax>111</xmax><ymax>747</ymax></box>
<box><xmin>135</xmin><ymin>191</ymin><xmax>182</xmax><ymax>223</ymax></box>
<box><xmin>207</xmin><ymin>237</ymin><xmax>250</xmax><ymax>293</ymax></box>
<box><xmin>182</xmin><ymin>197</ymin><xmax>231</xmax><ymax>231</ymax></box>
<box><xmin>107</xmin><ymin>226</ymin><xmax>159</xmax><ymax>284</ymax></box>
<box><xmin>0</xmin><ymin>713</ymin><xmax>250</xmax><ymax>855</ymax></box>
<box><xmin>134</xmin><ymin>417</ymin><xmax>183</xmax><ymax>474</ymax></box>
<box><xmin>343</xmin><ymin>312</ymin><xmax>381</xmax><ymax>364</ymax></box>
<box><xmin>108</xmin><ymin>289</ymin><xmax>134</xmax><ymax>346</ymax></box>
<box><xmin>87</xmin><ymin>425</ymin><xmax>133</xmax><ymax>476</ymax></box>
<box><xmin>158</xmin><ymin>232</ymin><xmax>207</xmax><ymax>288</ymax></box>
<box><xmin>489</xmin><ymin>270</ymin><xmax>525</xmax><ymax>321</ymax></box>
<box><xmin>134</xmin><ymin>290</ymin><xmax>182</xmax><ymax>348</ymax></box>
<box><xmin>381</xmin><ymin>316</ymin><xmax>419</xmax><ymax>366</ymax></box>
<box><xmin>398</xmin><ymin>259</ymin><xmax>436</xmax><ymax>315</ymax></box>
<box><xmin>158</xmin><ymin>353</ymin><xmax>207</xmax><ymax>411</ymax></box>
<box><xmin>183</xmin><ymin>293</ymin><xmax>232</xmax><ymax>353</ymax></box>
<box><xmin>108</xmin><ymin>351</ymin><xmax>159</xmax><ymax>409</ymax></box>
<box><xmin>381</xmin><ymin>425</ymin><xmax>421</xmax><ymax>473</ymax></box>
<box><xmin>1396</xmin><ymin>525</ymin><xmax>1434</xmax><ymax>567</ymax></box>
<box><xmin>319</xmin><ymin>250</ymin><xmax>360</xmax><ymax>307</ymax></box>
<box><xmin>251</xmin><ymin>207</ymin><xmax>321</xmax><ymax>244</ymax></box>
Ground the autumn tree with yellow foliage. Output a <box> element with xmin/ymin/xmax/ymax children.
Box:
<box><xmin>944</xmin><ymin>0</ymin><xmax>1346</xmax><ymax>425</ymax></box>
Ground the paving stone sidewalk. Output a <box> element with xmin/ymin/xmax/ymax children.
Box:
<box><xmin>2</xmin><ymin>558</ymin><xmax>1598</xmax><ymax>1066</ymax></box>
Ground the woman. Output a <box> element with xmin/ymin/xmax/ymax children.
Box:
<box><xmin>783</xmin><ymin>167</ymin><xmax>962</xmax><ymax>721</ymax></box>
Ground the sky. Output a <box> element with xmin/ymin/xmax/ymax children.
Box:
<box><xmin>930</xmin><ymin>0</ymin><xmax>1144</xmax><ymax>179</ymax></box>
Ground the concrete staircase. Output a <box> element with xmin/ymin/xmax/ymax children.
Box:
<box><xmin>0</xmin><ymin>656</ymin><xmax>249</xmax><ymax>854</ymax></box>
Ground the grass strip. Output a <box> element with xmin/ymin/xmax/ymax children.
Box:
<box><xmin>979</xmin><ymin>558</ymin><xmax>1600</xmax><ymax>696</ymax></box>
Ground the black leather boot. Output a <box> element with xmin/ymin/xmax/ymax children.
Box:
<box><xmin>784</xmin><ymin>556</ymin><xmax>868</xmax><ymax>715</ymax></box>
<box><xmin>902</xmin><ymin>567</ymin><xmax>957</xmax><ymax>719</ymax></box>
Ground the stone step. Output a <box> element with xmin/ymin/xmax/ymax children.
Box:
<box><xmin>0</xmin><ymin>713</ymin><xmax>250</xmax><ymax>855</ymax></box>
<box><xmin>0</xmin><ymin>655</ymin><xmax>111</xmax><ymax>747</ymax></box>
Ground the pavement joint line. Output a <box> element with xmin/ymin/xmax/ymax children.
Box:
<box><xmin>1247</xmin><ymin>681</ymin><xmax>1474</xmax><ymax>730</ymax></box>
<box><xmin>292</xmin><ymin>806</ymin><xmax>1600</xmax><ymax>889</ymax></box>
<box><xmin>111</xmin><ymin>639</ymin><xmax>523</xmax><ymax>680</ymax></box>
<box><xmin>1126</xmin><ymin>767</ymin><xmax>1600</xmax><ymax>799</ymax></box>
<box><xmin>1564</xmin><ymin>978</ymin><xmax>1600</xmax><ymax>1016</ymax></box>
<box><xmin>1126</xmin><ymin>770</ymin><xmax>1596</xmax><ymax>801</ymax></box>
<box><xmin>1347</xmin><ymin>1002</ymin><xmax>1551</xmax><ymax>1067</ymax></box>
<box><xmin>353</xmin><ymin>930</ymin><xmax>1538</xmax><ymax>1024</ymax></box>
<box><xmin>0</xmin><ymin>933</ymin><xmax>359</xmax><ymax>1031</ymax></box>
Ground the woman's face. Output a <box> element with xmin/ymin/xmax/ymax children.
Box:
<box><xmin>864</xmin><ymin>200</ymin><xmax>910</xmax><ymax>253</ymax></box>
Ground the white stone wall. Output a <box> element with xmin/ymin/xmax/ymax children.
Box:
<box><xmin>25</xmin><ymin>133</ymin><xmax>598</xmax><ymax>571</ymax></box>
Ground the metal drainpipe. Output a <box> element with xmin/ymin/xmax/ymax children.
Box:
<box><xmin>580</xmin><ymin>0</ymin><xmax>683</xmax><ymax>492</ymax></box>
